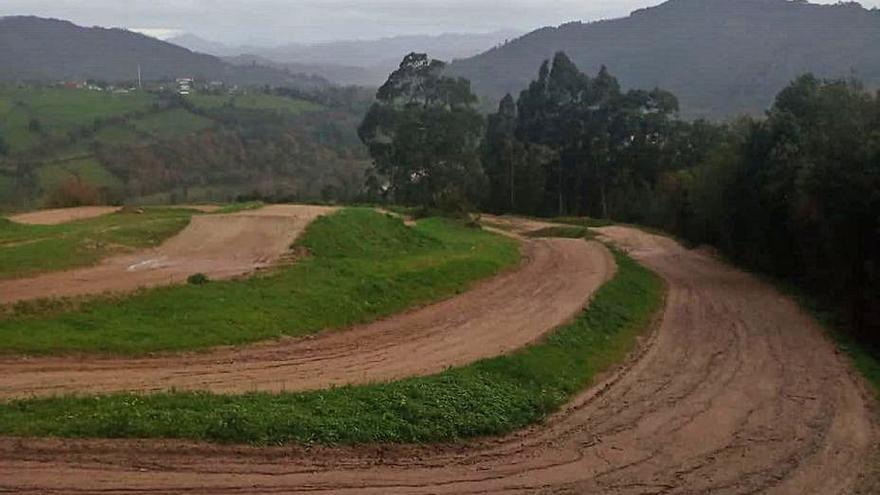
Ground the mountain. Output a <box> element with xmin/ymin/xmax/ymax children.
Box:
<box><xmin>449</xmin><ymin>0</ymin><xmax>880</xmax><ymax>118</ymax></box>
<box><xmin>0</xmin><ymin>17</ymin><xmax>329</xmax><ymax>89</ymax></box>
<box><xmin>171</xmin><ymin>30</ymin><xmax>522</xmax><ymax>87</ymax></box>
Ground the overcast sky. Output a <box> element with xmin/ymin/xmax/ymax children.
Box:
<box><xmin>2</xmin><ymin>0</ymin><xmax>878</xmax><ymax>45</ymax></box>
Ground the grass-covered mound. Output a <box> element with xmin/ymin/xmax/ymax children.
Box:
<box><xmin>0</xmin><ymin>209</ymin><xmax>519</xmax><ymax>355</ymax></box>
<box><xmin>0</xmin><ymin>249</ymin><xmax>663</xmax><ymax>445</ymax></box>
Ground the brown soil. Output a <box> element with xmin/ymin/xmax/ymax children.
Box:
<box><xmin>0</xmin><ymin>226</ymin><xmax>876</xmax><ymax>494</ymax></box>
<box><xmin>0</xmin><ymin>238</ymin><xmax>613</xmax><ymax>398</ymax></box>
<box><xmin>7</xmin><ymin>206</ymin><xmax>121</xmax><ymax>225</ymax></box>
<box><xmin>0</xmin><ymin>205</ymin><xmax>336</xmax><ymax>304</ymax></box>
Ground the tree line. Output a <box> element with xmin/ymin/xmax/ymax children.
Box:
<box><xmin>360</xmin><ymin>52</ymin><xmax>880</xmax><ymax>349</ymax></box>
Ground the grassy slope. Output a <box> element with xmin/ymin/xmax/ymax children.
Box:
<box><xmin>0</xmin><ymin>248</ymin><xmax>663</xmax><ymax>446</ymax></box>
<box><xmin>36</xmin><ymin>157</ymin><xmax>123</xmax><ymax>192</ymax></box>
<box><xmin>0</xmin><ymin>88</ymin><xmax>156</xmax><ymax>153</ymax></box>
<box><xmin>0</xmin><ymin>208</ymin><xmax>194</xmax><ymax>279</ymax></box>
<box><xmin>0</xmin><ymin>209</ymin><xmax>519</xmax><ymax>355</ymax></box>
<box><xmin>187</xmin><ymin>93</ymin><xmax>322</xmax><ymax>114</ymax></box>
<box><xmin>132</xmin><ymin>108</ymin><xmax>214</xmax><ymax>138</ymax></box>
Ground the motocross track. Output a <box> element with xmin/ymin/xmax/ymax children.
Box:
<box><xmin>0</xmin><ymin>237</ymin><xmax>613</xmax><ymax>398</ymax></box>
<box><xmin>0</xmin><ymin>205</ymin><xmax>336</xmax><ymax>304</ymax></box>
<box><xmin>0</xmin><ymin>225</ymin><xmax>877</xmax><ymax>494</ymax></box>
<box><xmin>7</xmin><ymin>206</ymin><xmax>121</xmax><ymax>225</ymax></box>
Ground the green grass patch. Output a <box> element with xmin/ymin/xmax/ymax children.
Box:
<box><xmin>524</xmin><ymin>225</ymin><xmax>592</xmax><ymax>239</ymax></box>
<box><xmin>93</xmin><ymin>125</ymin><xmax>142</xmax><ymax>145</ymax></box>
<box><xmin>0</xmin><ymin>208</ymin><xmax>194</xmax><ymax>279</ymax></box>
<box><xmin>0</xmin><ymin>209</ymin><xmax>519</xmax><ymax>355</ymax></box>
<box><xmin>189</xmin><ymin>93</ymin><xmax>322</xmax><ymax>115</ymax></box>
<box><xmin>550</xmin><ymin>216</ymin><xmax>614</xmax><ymax>228</ymax></box>
<box><xmin>213</xmin><ymin>201</ymin><xmax>265</xmax><ymax>214</ymax></box>
<box><xmin>0</xmin><ymin>247</ymin><xmax>662</xmax><ymax>446</ymax></box>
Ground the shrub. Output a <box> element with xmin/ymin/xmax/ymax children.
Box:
<box><xmin>45</xmin><ymin>178</ymin><xmax>100</xmax><ymax>208</ymax></box>
<box><xmin>187</xmin><ymin>273</ymin><xmax>210</xmax><ymax>285</ymax></box>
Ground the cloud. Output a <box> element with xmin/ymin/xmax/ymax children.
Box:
<box><xmin>129</xmin><ymin>27</ymin><xmax>183</xmax><ymax>40</ymax></box>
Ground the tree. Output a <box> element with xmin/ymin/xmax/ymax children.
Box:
<box><xmin>512</xmin><ymin>53</ymin><xmax>681</xmax><ymax>218</ymax></box>
<box><xmin>359</xmin><ymin>53</ymin><xmax>486</xmax><ymax>211</ymax></box>
<box><xmin>0</xmin><ymin>134</ymin><xmax>8</xmax><ymax>156</ymax></box>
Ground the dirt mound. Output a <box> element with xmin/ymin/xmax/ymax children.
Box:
<box><xmin>7</xmin><ymin>206</ymin><xmax>120</xmax><ymax>225</ymax></box>
<box><xmin>0</xmin><ymin>238</ymin><xmax>614</xmax><ymax>398</ymax></box>
<box><xmin>0</xmin><ymin>226</ymin><xmax>876</xmax><ymax>493</ymax></box>
<box><xmin>0</xmin><ymin>205</ymin><xmax>336</xmax><ymax>304</ymax></box>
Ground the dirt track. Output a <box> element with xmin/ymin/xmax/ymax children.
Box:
<box><xmin>0</xmin><ymin>205</ymin><xmax>335</xmax><ymax>304</ymax></box>
<box><xmin>7</xmin><ymin>206</ymin><xmax>122</xmax><ymax>225</ymax></box>
<box><xmin>0</xmin><ymin>237</ymin><xmax>613</xmax><ymax>398</ymax></box>
<box><xmin>0</xmin><ymin>225</ymin><xmax>876</xmax><ymax>494</ymax></box>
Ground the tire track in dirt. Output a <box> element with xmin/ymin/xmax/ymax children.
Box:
<box><xmin>0</xmin><ymin>237</ymin><xmax>613</xmax><ymax>399</ymax></box>
<box><xmin>0</xmin><ymin>205</ymin><xmax>336</xmax><ymax>304</ymax></box>
<box><xmin>0</xmin><ymin>226</ymin><xmax>876</xmax><ymax>494</ymax></box>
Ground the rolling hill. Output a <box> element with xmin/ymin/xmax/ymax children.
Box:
<box><xmin>0</xmin><ymin>16</ymin><xmax>328</xmax><ymax>89</ymax></box>
<box><xmin>0</xmin><ymin>86</ymin><xmax>369</xmax><ymax>208</ymax></box>
<box><xmin>449</xmin><ymin>0</ymin><xmax>880</xmax><ymax>118</ymax></box>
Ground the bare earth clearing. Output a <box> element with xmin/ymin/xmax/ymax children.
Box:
<box><xmin>0</xmin><ymin>237</ymin><xmax>613</xmax><ymax>398</ymax></box>
<box><xmin>7</xmin><ymin>206</ymin><xmax>121</xmax><ymax>225</ymax></box>
<box><xmin>0</xmin><ymin>205</ymin><xmax>335</xmax><ymax>304</ymax></box>
<box><xmin>0</xmin><ymin>225</ymin><xmax>876</xmax><ymax>494</ymax></box>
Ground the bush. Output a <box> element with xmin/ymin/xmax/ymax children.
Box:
<box><xmin>187</xmin><ymin>273</ymin><xmax>210</xmax><ymax>285</ymax></box>
<box><xmin>45</xmin><ymin>178</ymin><xmax>100</xmax><ymax>208</ymax></box>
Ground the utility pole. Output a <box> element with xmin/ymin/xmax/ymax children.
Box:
<box><xmin>137</xmin><ymin>64</ymin><xmax>142</xmax><ymax>90</ymax></box>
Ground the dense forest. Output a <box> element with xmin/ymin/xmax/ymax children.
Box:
<box><xmin>362</xmin><ymin>52</ymin><xmax>880</xmax><ymax>351</ymax></box>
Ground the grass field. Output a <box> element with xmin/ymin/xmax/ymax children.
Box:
<box><xmin>0</xmin><ymin>88</ymin><xmax>156</xmax><ymax>153</ymax></box>
<box><xmin>0</xmin><ymin>247</ymin><xmax>662</xmax><ymax>445</ymax></box>
<box><xmin>132</xmin><ymin>108</ymin><xmax>214</xmax><ymax>138</ymax></box>
<box><xmin>0</xmin><ymin>209</ymin><xmax>520</xmax><ymax>355</ymax></box>
<box><xmin>0</xmin><ymin>208</ymin><xmax>194</xmax><ymax>280</ymax></box>
<box><xmin>188</xmin><ymin>93</ymin><xmax>322</xmax><ymax>114</ymax></box>
<box><xmin>92</xmin><ymin>124</ymin><xmax>143</xmax><ymax>145</ymax></box>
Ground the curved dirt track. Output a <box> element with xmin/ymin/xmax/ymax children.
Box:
<box><xmin>1</xmin><ymin>226</ymin><xmax>877</xmax><ymax>494</ymax></box>
<box><xmin>7</xmin><ymin>206</ymin><xmax>121</xmax><ymax>225</ymax></box>
<box><xmin>0</xmin><ymin>237</ymin><xmax>613</xmax><ymax>399</ymax></box>
<box><xmin>0</xmin><ymin>204</ymin><xmax>336</xmax><ymax>304</ymax></box>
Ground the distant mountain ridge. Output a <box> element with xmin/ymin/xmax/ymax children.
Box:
<box><xmin>170</xmin><ymin>30</ymin><xmax>522</xmax><ymax>86</ymax></box>
<box><xmin>449</xmin><ymin>0</ymin><xmax>880</xmax><ymax>118</ymax></box>
<box><xmin>0</xmin><ymin>17</ymin><xmax>328</xmax><ymax>88</ymax></box>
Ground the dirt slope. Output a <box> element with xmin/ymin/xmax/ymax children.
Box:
<box><xmin>7</xmin><ymin>206</ymin><xmax>121</xmax><ymax>225</ymax></box>
<box><xmin>0</xmin><ymin>238</ymin><xmax>613</xmax><ymax>398</ymax></box>
<box><xmin>1</xmin><ymin>226</ymin><xmax>876</xmax><ymax>494</ymax></box>
<box><xmin>0</xmin><ymin>205</ymin><xmax>335</xmax><ymax>304</ymax></box>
